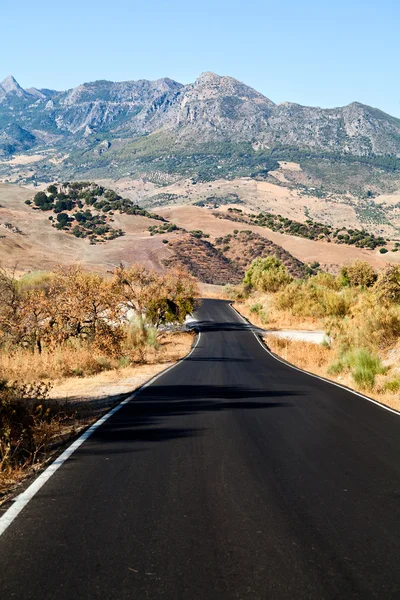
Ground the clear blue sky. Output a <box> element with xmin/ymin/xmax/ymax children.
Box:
<box><xmin>2</xmin><ymin>0</ymin><xmax>399</xmax><ymax>116</ymax></box>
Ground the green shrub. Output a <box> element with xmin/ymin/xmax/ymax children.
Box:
<box><xmin>274</xmin><ymin>281</ymin><xmax>321</xmax><ymax>317</ymax></box>
<box><xmin>118</xmin><ymin>356</ymin><xmax>131</xmax><ymax>368</ymax></box>
<box><xmin>329</xmin><ymin>348</ymin><xmax>386</xmax><ymax>390</ymax></box>
<box><xmin>357</xmin><ymin>302</ymin><xmax>400</xmax><ymax>348</ymax></box>
<box><xmin>244</xmin><ymin>257</ymin><xmax>292</xmax><ymax>293</ymax></box>
<box><xmin>383</xmin><ymin>378</ymin><xmax>400</xmax><ymax>393</ymax></box>
<box><xmin>327</xmin><ymin>359</ymin><xmax>345</xmax><ymax>375</ymax></box>
<box><xmin>321</xmin><ymin>289</ymin><xmax>352</xmax><ymax>317</ymax></box>
<box><xmin>274</xmin><ymin>280</ymin><xmax>352</xmax><ymax>318</ymax></box>
<box><xmin>250</xmin><ymin>303</ymin><xmax>263</xmax><ymax>314</ymax></box>
<box><xmin>311</xmin><ymin>271</ymin><xmax>340</xmax><ymax>290</ymax></box>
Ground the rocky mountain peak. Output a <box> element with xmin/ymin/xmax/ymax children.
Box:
<box><xmin>0</xmin><ymin>75</ymin><xmax>29</xmax><ymax>101</ymax></box>
<box><xmin>194</xmin><ymin>72</ymin><xmax>222</xmax><ymax>86</ymax></box>
<box><xmin>1</xmin><ymin>72</ymin><xmax>400</xmax><ymax>163</ymax></box>
<box><xmin>1</xmin><ymin>75</ymin><xmax>21</xmax><ymax>93</ymax></box>
<box><xmin>190</xmin><ymin>72</ymin><xmax>274</xmax><ymax>107</ymax></box>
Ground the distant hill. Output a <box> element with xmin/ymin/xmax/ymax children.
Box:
<box><xmin>0</xmin><ymin>182</ymin><xmax>397</xmax><ymax>279</ymax></box>
<box><xmin>1</xmin><ymin>73</ymin><xmax>400</xmax><ymax>194</ymax></box>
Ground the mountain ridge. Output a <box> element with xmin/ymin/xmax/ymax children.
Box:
<box><xmin>1</xmin><ymin>72</ymin><xmax>400</xmax><ymax>190</ymax></box>
<box><xmin>3</xmin><ymin>72</ymin><xmax>398</xmax><ymax>115</ymax></box>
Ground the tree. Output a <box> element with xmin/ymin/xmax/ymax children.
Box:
<box><xmin>0</xmin><ymin>267</ymin><xmax>49</xmax><ymax>352</ymax></box>
<box><xmin>374</xmin><ymin>266</ymin><xmax>400</xmax><ymax>303</ymax></box>
<box><xmin>33</xmin><ymin>192</ymin><xmax>53</xmax><ymax>210</ymax></box>
<box><xmin>43</xmin><ymin>267</ymin><xmax>123</xmax><ymax>355</ymax></box>
<box><xmin>114</xmin><ymin>264</ymin><xmax>198</xmax><ymax>331</ymax></box>
<box><xmin>340</xmin><ymin>261</ymin><xmax>377</xmax><ymax>288</ymax></box>
<box><xmin>56</xmin><ymin>213</ymin><xmax>70</xmax><ymax>228</ymax></box>
<box><xmin>243</xmin><ymin>257</ymin><xmax>292</xmax><ymax>292</ymax></box>
<box><xmin>147</xmin><ymin>269</ymin><xmax>198</xmax><ymax>326</ymax></box>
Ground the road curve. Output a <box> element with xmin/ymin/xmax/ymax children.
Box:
<box><xmin>1</xmin><ymin>299</ymin><xmax>400</xmax><ymax>599</ymax></box>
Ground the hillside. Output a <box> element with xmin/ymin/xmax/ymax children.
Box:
<box><xmin>1</xmin><ymin>73</ymin><xmax>400</xmax><ymax>203</ymax></box>
<box><xmin>0</xmin><ymin>183</ymin><xmax>170</xmax><ymax>272</ymax></box>
<box><xmin>1</xmin><ymin>183</ymin><xmax>399</xmax><ymax>281</ymax></box>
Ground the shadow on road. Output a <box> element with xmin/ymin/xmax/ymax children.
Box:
<box><xmin>187</xmin><ymin>320</ymin><xmax>265</xmax><ymax>334</ymax></box>
<box><xmin>185</xmin><ymin>357</ymin><xmax>252</xmax><ymax>363</ymax></box>
<box><xmin>80</xmin><ymin>384</ymin><xmax>299</xmax><ymax>455</ymax></box>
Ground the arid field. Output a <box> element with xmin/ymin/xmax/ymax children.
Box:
<box><xmin>0</xmin><ymin>181</ymin><xmax>399</xmax><ymax>276</ymax></box>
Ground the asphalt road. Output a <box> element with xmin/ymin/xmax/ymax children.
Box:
<box><xmin>1</xmin><ymin>299</ymin><xmax>400</xmax><ymax>599</ymax></box>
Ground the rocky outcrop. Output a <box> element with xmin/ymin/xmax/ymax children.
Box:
<box><xmin>1</xmin><ymin>72</ymin><xmax>400</xmax><ymax>159</ymax></box>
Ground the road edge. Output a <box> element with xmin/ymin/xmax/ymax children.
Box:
<box><xmin>0</xmin><ymin>331</ymin><xmax>202</xmax><ymax>537</ymax></box>
<box><xmin>229</xmin><ymin>302</ymin><xmax>400</xmax><ymax>417</ymax></box>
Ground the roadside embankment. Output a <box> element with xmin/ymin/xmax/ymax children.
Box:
<box><xmin>0</xmin><ymin>330</ymin><xmax>194</xmax><ymax>503</ymax></box>
<box><xmin>233</xmin><ymin>293</ymin><xmax>400</xmax><ymax>413</ymax></box>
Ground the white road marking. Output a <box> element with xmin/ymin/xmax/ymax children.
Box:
<box><xmin>0</xmin><ymin>331</ymin><xmax>201</xmax><ymax>537</ymax></box>
<box><xmin>5</xmin><ymin>296</ymin><xmax>397</xmax><ymax>539</ymax></box>
<box><xmin>229</xmin><ymin>303</ymin><xmax>400</xmax><ymax>417</ymax></box>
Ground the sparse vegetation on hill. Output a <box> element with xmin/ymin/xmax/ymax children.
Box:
<box><xmin>163</xmin><ymin>229</ymin><xmax>310</xmax><ymax>285</ymax></box>
<box><xmin>215</xmin><ymin>230</ymin><xmax>311</xmax><ymax>278</ymax></box>
<box><xmin>164</xmin><ymin>235</ymin><xmax>243</xmax><ymax>285</ymax></box>
<box><xmin>148</xmin><ymin>222</ymin><xmax>183</xmax><ymax>236</ymax></box>
<box><xmin>141</xmin><ymin>192</ymin><xmax>185</xmax><ymax>208</ymax></box>
<box><xmin>30</xmin><ymin>182</ymin><xmax>165</xmax><ymax>244</ymax></box>
<box><xmin>216</xmin><ymin>209</ymin><xmax>388</xmax><ymax>249</ymax></box>
<box><xmin>193</xmin><ymin>193</ymin><xmax>244</xmax><ymax>208</ymax></box>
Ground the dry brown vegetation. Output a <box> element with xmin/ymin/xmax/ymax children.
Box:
<box><xmin>234</xmin><ymin>259</ymin><xmax>400</xmax><ymax>410</ymax></box>
<box><xmin>1</xmin><ymin>182</ymin><xmax>398</xmax><ymax>281</ymax></box>
<box><xmin>164</xmin><ymin>234</ymin><xmax>242</xmax><ymax>284</ymax></box>
<box><xmin>218</xmin><ymin>230</ymin><xmax>309</xmax><ymax>278</ymax></box>
<box><xmin>164</xmin><ymin>229</ymin><xmax>310</xmax><ymax>286</ymax></box>
<box><xmin>0</xmin><ymin>263</ymin><xmax>198</xmax><ymax>495</ymax></box>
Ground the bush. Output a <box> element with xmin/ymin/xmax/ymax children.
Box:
<box><xmin>244</xmin><ymin>257</ymin><xmax>292</xmax><ymax>292</ymax></box>
<box><xmin>321</xmin><ymin>289</ymin><xmax>352</xmax><ymax>317</ymax></box>
<box><xmin>383</xmin><ymin>378</ymin><xmax>400</xmax><ymax>393</ymax></box>
<box><xmin>274</xmin><ymin>280</ymin><xmax>352</xmax><ymax>318</ymax></box>
<box><xmin>351</xmin><ymin>298</ymin><xmax>400</xmax><ymax>348</ymax></box>
<box><xmin>379</xmin><ymin>248</ymin><xmax>388</xmax><ymax>254</ymax></box>
<box><xmin>340</xmin><ymin>261</ymin><xmax>377</xmax><ymax>288</ymax></box>
<box><xmin>274</xmin><ymin>281</ymin><xmax>320</xmax><ymax>317</ymax></box>
<box><xmin>250</xmin><ymin>303</ymin><xmax>263</xmax><ymax>314</ymax></box>
<box><xmin>310</xmin><ymin>271</ymin><xmax>340</xmax><ymax>290</ymax></box>
<box><xmin>328</xmin><ymin>348</ymin><xmax>386</xmax><ymax>390</ymax></box>
<box><xmin>374</xmin><ymin>266</ymin><xmax>400</xmax><ymax>303</ymax></box>
<box><xmin>0</xmin><ymin>380</ymin><xmax>55</xmax><ymax>471</ymax></box>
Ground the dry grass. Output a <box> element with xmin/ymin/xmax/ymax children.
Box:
<box><xmin>265</xmin><ymin>336</ymin><xmax>400</xmax><ymax>411</ymax></box>
<box><xmin>0</xmin><ymin>331</ymin><xmax>194</xmax><ymax>501</ymax></box>
<box><xmin>50</xmin><ymin>332</ymin><xmax>194</xmax><ymax>400</ymax></box>
<box><xmin>266</xmin><ymin>336</ymin><xmax>332</xmax><ymax>374</ymax></box>
<box><xmin>235</xmin><ymin>294</ymin><xmax>322</xmax><ymax>331</ymax></box>
<box><xmin>0</xmin><ymin>332</ymin><xmax>193</xmax><ymax>383</ymax></box>
<box><xmin>198</xmin><ymin>282</ymin><xmax>230</xmax><ymax>299</ymax></box>
<box><xmin>0</xmin><ymin>347</ymin><xmax>116</xmax><ymax>382</ymax></box>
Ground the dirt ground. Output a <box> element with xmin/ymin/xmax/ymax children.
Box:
<box><xmin>0</xmin><ymin>182</ymin><xmax>398</xmax><ymax>275</ymax></box>
<box><xmin>0</xmin><ymin>183</ymin><xmax>171</xmax><ymax>273</ymax></box>
<box><xmin>156</xmin><ymin>204</ymin><xmax>397</xmax><ymax>272</ymax></box>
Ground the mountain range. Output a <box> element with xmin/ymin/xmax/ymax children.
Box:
<box><xmin>1</xmin><ymin>72</ymin><xmax>400</xmax><ymax>192</ymax></box>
